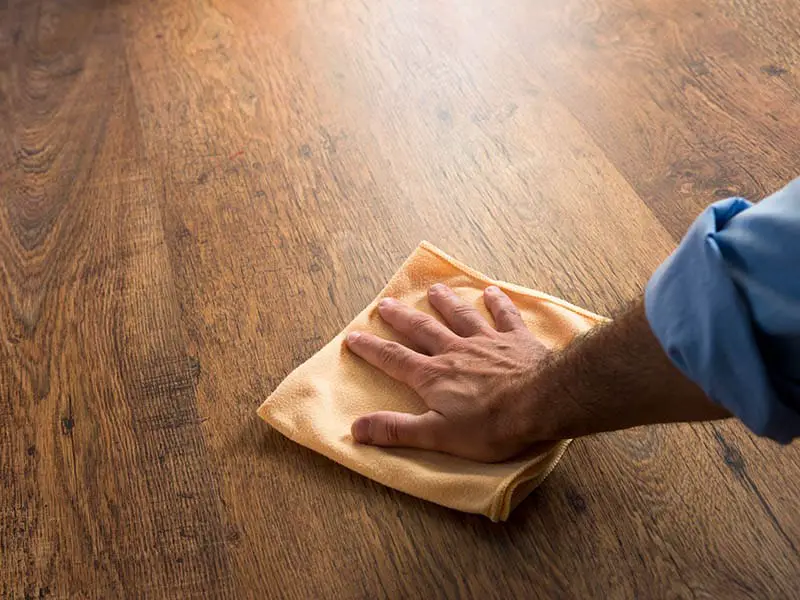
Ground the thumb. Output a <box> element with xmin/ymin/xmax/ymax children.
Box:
<box><xmin>351</xmin><ymin>410</ymin><xmax>446</xmax><ymax>451</ymax></box>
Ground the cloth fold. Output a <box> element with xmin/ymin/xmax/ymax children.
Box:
<box><xmin>258</xmin><ymin>242</ymin><xmax>605</xmax><ymax>521</ymax></box>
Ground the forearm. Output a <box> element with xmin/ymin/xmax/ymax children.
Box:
<box><xmin>532</xmin><ymin>299</ymin><xmax>731</xmax><ymax>441</ymax></box>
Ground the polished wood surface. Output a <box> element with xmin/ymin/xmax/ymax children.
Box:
<box><xmin>2</xmin><ymin>0</ymin><xmax>799</xmax><ymax>597</ymax></box>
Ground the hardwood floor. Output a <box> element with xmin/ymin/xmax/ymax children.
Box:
<box><xmin>1</xmin><ymin>0</ymin><xmax>798</xmax><ymax>597</ymax></box>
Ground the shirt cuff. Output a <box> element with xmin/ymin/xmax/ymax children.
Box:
<box><xmin>645</xmin><ymin>198</ymin><xmax>797</xmax><ymax>443</ymax></box>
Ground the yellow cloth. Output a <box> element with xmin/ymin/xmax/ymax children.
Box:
<box><xmin>258</xmin><ymin>242</ymin><xmax>606</xmax><ymax>521</ymax></box>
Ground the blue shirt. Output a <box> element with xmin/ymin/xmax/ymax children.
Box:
<box><xmin>646</xmin><ymin>178</ymin><xmax>800</xmax><ymax>443</ymax></box>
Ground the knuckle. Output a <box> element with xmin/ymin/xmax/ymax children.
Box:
<box><xmin>441</xmin><ymin>336</ymin><xmax>467</xmax><ymax>353</ymax></box>
<box><xmin>412</xmin><ymin>360</ymin><xmax>443</xmax><ymax>388</ymax></box>
<box><xmin>500</xmin><ymin>300</ymin><xmax>520</xmax><ymax>314</ymax></box>
<box><xmin>498</xmin><ymin>305</ymin><xmax>520</xmax><ymax>319</ymax></box>
<box><xmin>452</xmin><ymin>304</ymin><xmax>477</xmax><ymax>319</ymax></box>
<box><xmin>408</xmin><ymin>314</ymin><xmax>434</xmax><ymax>333</ymax></box>
<box><xmin>378</xmin><ymin>341</ymin><xmax>402</xmax><ymax>365</ymax></box>
<box><xmin>496</xmin><ymin>339</ymin><xmax>514</xmax><ymax>353</ymax></box>
<box><xmin>384</xmin><ymin>417</ymin><xmax>400</xmax><ymax>443</ymax></box>
<box><xmin>437</xmin><ymin>354</ymin><xmax>460</xmax><ymax>371</ymax></box>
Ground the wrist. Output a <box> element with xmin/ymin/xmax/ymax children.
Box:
<box><xmin>512</xmin><ymin>346</ymin><xmax>586</xmax><ymax>443</ymax></box>
<box><xmin>525</xmin><ymin>344</ymin><xmax>599</xmax><ymax>441</ymax></box>
<box><xmin>522</xmin><ymin>299</ymin><xmax>731</xmax><ymax>443</ymax></box>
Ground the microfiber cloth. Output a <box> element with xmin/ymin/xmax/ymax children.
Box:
<box><xmin>258</xmin><ymin>242</ymin><xmax>606</xmax><ymax>521</ymax></box>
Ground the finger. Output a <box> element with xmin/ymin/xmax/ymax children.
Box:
<box><xmin>351</xmin><ymin>410</ymin><xmax>449</xmax><ymax>451</ymax></box>
<box><xmin>484</xmin><ymin>285</ymin><xmax>525</xmax><ymax>332</ymax></box>
<box><xmin>428</xmin><ymin>283</ymin><xmax>490</xmax><ymax>337</ymax></box>
<box><xmin>377</xmin><ymin>297</ymin><xmax>456</xmax><ymax>354</ymax></box>
<box><xmin>346</xmin><ymin>331</ymin><xmax>426</xmax><ymax>387</ymax></box>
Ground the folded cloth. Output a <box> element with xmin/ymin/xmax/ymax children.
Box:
<box><xmin>258</xmin><ymin>242</ymin><xmax>606</xmax><ymax>521</ymax></box>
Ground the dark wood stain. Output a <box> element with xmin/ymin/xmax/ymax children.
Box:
<box><xmin>714</xmin><ymin>427</ymin><xmax>747</xmax><ymax>477</ymax></box>
<box><xmin>1</xmin><ymin>0</ymin><xmax>799</xmax><ymax>597</ymax></box>
<box><xmin>761</xmin><ymin>64</ymin><xmax>789</xmax><ymax>76</ymax></box>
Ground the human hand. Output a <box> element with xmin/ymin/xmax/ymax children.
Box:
<box><xmin>345</xmin><ymin>284</ymin><xmax>550</xmax><ymax>462</ymax></box>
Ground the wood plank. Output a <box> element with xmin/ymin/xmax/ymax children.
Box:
<box><xmin>0</xmin><ymin>2</ymin><xmax>231</xmax><ymax>596</ymax></box>
<box><xmin>518</xmin><ymin>0</ymin><xmax>800</xmax><ymax>237</ymax></box>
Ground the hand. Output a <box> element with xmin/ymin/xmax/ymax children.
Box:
<box><xmin>345</xmin><ymin>284</ymin><xmax>550</xmax><ymax>462</ymax></box>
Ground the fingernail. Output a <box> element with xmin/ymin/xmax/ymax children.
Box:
<box><xmin>379</xmin><ymin>298</ymin><xmax>396</xmax><ymax>309</ymax></box>
<box><xmin>347</xmin><ymin>332</ymin><xmax>361</xmax><ymax>344</ymax></box>
<box><xmin>430</xmin><ymin>283</ymin><xmax>446</xmax><ymax>293</ymax></box>
<box><xmin>486</xmin><ymin>285</ymin><xmax>500</xmax><ymax>294</ymax></box>
<box><xmin>353</xmin><ymin>418</ymin><xmax>372</xmax><ymax>443</ymax></box>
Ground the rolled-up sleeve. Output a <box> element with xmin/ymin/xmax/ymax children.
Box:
<box><xmin>645</xmin><ymin>178</ymin><xmax>800</xmax><ymax>443</ymax></box>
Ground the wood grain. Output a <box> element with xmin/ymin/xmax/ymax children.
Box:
<box><xmin>1</xmin><ymin>0</ymin><xmax>798</xmax><ymax>597</ymax></box>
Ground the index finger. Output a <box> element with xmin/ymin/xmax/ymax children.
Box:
<box><xmin>345</xmin><ymin>331</ymin><xmax>427</xmax><ymax>389</ymax></box>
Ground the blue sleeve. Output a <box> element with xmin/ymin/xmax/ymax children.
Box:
<box><xmin>645</xmin><ymin>178</ymin><xmax>800</xmax><ymax>443</ymax></box>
